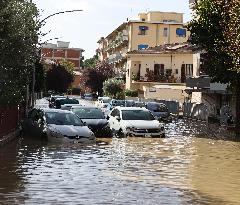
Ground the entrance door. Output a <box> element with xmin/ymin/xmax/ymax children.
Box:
<box><xmin>181</xmin><ymin>64</ymin><xmax>186</xmax><ymax>83</ymax></box>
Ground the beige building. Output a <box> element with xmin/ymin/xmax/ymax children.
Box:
<box><xmin>125</xmin><ymin>43</ymin><xmax>200</xmax><ymax>102</ymax></box>
<box><xmin>97</xmin><ymin>11</ymin><xmax>190</xmax><ymax>76</ymax></box>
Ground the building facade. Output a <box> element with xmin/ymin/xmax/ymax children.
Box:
<box><xmin>97</xmin><ymin>11</ymin><xmax>190</xmax><ymax>76</ymax></box>
<box><xmin>41</xmin><ymin>41</ymin><xmax>84</xmax><ymax>71</ymax></box>
<box><xmin>125</xmin><ymin>43</ymin><xmax>200</xmax><ymax>102</ymax></box>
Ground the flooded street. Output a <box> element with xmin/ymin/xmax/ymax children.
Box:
<box><xmin>0</xmin><ymin>120</ymin><xmax>240</xmax><ymax>205</ymax></box>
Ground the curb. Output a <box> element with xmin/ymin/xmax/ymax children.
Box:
<box><xmin>0</xmin><ymin>129</ymin><xmax>21</xmax><ymax>148</ymax></box>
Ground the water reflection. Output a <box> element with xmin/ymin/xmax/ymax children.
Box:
<box><xmin>0</xmin><ymin>120</ymin><xmax>239</xmax><ymax>204</ymax></box>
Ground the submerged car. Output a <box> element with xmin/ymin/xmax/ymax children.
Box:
<box><xmin>61</xmin><ymin>104</ymin><xmax>83</xmax><ymax>111</ymax></box>
<box><xmin>108</xmin><ymin>107</ymin><xmax>165</xmax><ymax>138</ymax></box>
<box><xmin>55</xmin><ymin>98</ymin><xmax>79</xmax><ymax>109</ymax></box>
<box><xmin>22</xmin><ymin>108</ymin><xmax>95</xmax><ymax>143</ymax></box>
<box><xmin>70</xmin><ymin>106</ymin><xmax>112</xmax><ymax>137</ymax></box>
<box><xmin>96</xmin><ymin>97</ymin><xmax>111</xmax><ymax>108</ymax></box>
<box><xmin>146</xmin><ymin>102</ymin><xmax>171</xmax><ymax>122</ymax></box>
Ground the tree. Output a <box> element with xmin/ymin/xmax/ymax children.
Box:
<box><xmin>81</xmin><ymin>61</ymin><xmax>115</xmax><ymax>95</ymax></box>
<box><xmin>188</xmin><ymin>0</ymin><xmax>240</xmax><ymax>135</ymax></box>
<box><xmin>46</xmin><ymin>64</ymin><xmax>74</xmax><ymax>94</ymax></box>
<box><xmin>103</xmin><ymin>78</ymin><xmax>124</xmax><ymax>99</ymax></box>
<box><xmin>59</xmin><ymin>59</ymin><xmax>75</xmax><ymax>75</ymax></box>
<box><xmin>0</xmin><ymin>0</ymin><xmax>41</xmax><ymax>105</ymax></box>
<box><xmin>83</xmin><ymin>55</ymin><xmax>99</xmax><ymax>69</ymax></box>
<box><xmin>34</xmin><ymin>60</ymin><xmax>45</xmax><ymax>93</ymax></box>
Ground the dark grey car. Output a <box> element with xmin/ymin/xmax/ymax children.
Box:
<box><xmin>145</xmin><ymin>102</ymin><xmax>171</xmax><ymax>122</ymax></box>
<box><xmin>70</xmin><ymin>106</ymin><xmax>113</xmax><ymax>138</ymax></box>
<box><xmin>21</xmin><ymin>108</ymin><xmax>95</xmax><ymax>143</ymax></box>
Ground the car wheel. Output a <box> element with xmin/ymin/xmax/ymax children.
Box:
<box><xmin>160</xmin><ymin>134</ymin><xmax>165</xmax><ymax>138</ymax></box>
<box><xmin>117</xmin><ymin>129</ymin><xmax>127</xmax><ymax>138</ymax></box>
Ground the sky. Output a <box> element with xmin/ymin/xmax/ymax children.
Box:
<box><xmin>34</xmin><ymin>0</ymin><xmax>192</xmax><ymax>59</ymax></box>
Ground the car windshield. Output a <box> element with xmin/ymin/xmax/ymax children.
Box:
<box><xmin>148</xmin><ymin>104</ymin><xmax>168</xmax><ymax>112</ymax></box>
<box><xmin>72</xmin><ymin>108</ymin><xmax>105</xmax><ymax>119</ymax></box>
<box><xmin>45</xmin><ymin>112</ymin><xmax>83</xmax><ymax>126</ymax></box>
<box><xmin>85</xmin><ymin>94</ymin><xmax>92</xmax><ymax>97</ymax></box>
<box><xmin>122</xmin><ymin>110</ymin><xmax>155</xmax><ymax>120</ymax></box>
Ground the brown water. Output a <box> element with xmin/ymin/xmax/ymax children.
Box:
<box><xmin>0</xmin><ymin>120</ymin><xmax>240</xmax><ymax>205</ymax></box>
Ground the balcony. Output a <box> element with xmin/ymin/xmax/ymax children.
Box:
<box><xmin>108</xmin><ymin>52</ymin><xmax>124</xmax><ymax>64</ymax></box>
<box><xmin>132</xmin><ymin>71</ymin><xmax>180</xmax><ymax>84</ymax></box>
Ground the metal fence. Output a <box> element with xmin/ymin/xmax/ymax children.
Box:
<box><xmin>0</xmin><ymin>105</ymin><xmax>25</xmax><ymax>138</ymax></box>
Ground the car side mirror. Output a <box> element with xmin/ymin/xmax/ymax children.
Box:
<box><xmin>83</xmin><ymin>122</ymin><xmax>87</xmax><ymax>126</ymax></box>
<box><xmin>106</xmin><ymin>115</ymin><xmax>110</xmax><ymax>120</ymax></box>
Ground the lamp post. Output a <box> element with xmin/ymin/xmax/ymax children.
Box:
<box><xmin>31</xmin><ymin>9</ymin><xmax>83</xmax><ymax>107</ymax></box>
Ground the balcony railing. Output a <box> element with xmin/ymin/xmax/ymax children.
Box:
<box><xmin>132</xmin><ymin>73</ymin><xmax>180</xmax><ymax>83</ymax></box>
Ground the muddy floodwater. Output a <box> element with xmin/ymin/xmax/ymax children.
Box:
<box><xmin>0</xmin><ymin>119</ymin><xmax>240</xmax><ymax>205</ymax></box>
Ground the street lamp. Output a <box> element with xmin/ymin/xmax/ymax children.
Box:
<box><xmin>31</xmin><ymin>9</ymin><xmax>83</xmax><ymax>107</ymax></box>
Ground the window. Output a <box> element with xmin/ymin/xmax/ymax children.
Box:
<box><xmin>139</xmin><ymin>26</ymin><xmax>148</xmax><ymax>35</ymax></box>
<box><xmin>175</xmin><ymin>69</ymin><xmax>179</xmax><ymax>74</ymax></box>
<box><xmin>163</xmin><ymin>28</ymin><xmax>168</xmax><ymax>37</ymax></box>
<box><xmin>138</xmin><ymin>44</ymin><xmax>149</xmax><ymax>50</ymax></box>
<box><xmin>186</xmin><ymin>64</ymin><xmax>193</xmax><ymax>76</ymax></box>
<box><xmin>142</xmin><ymin>18</ymin><xmax>146</xmax><ymax>21</ymax></box>
<box><xmin>154</xmin><ymin>64</ymin><xmax>164</xmax><ymax>75</ymax></box>
<box><xmin>176</xmin><ymin>28</ymin><xmax>186</xmax><ymax>37</ymax></box>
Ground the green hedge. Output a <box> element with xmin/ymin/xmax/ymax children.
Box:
<box><xmin>125</xmin><ymin>89</ymin><xmax>138</xmax><ymax>97</ymax></box>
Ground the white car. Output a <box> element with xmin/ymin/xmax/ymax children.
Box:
<box><xmin>108</xmin><ymin>107</ymin><xmax>165</xmax><ymax>138</ymax></box>
<box><xmin>96</xmin><ymin>97</ymin><xmax>111</xmax><ymax>108</ymax></box>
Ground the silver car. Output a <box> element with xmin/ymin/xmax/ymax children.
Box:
<box><xmin>22</xmin><ymin>108</ymin><xmax>95</xmax><ymax>143</ymax></box>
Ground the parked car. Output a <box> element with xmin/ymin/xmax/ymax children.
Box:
<box><xmin>133</xmin><ymin>101</ymin><xmax>146</xmax><ymax>108</ymax></box>
<box><xmin>49</xmin><ymin>95</ymin><xmax>66</xmax><ymax>108</ymax></box>
<box><xmin>70</xmin><ymin>106</ymin><xmax>112</xmax><ymax>137</ymax></box>
<box><xmin>55</xmin><ymin>98</ymin><xmax>79</xmax><ymax>109</ymax></box>
<box><xmin>107</xmin><ymin>99</ymin><xmax>125</xmax><ymax>110</ymax></box>
<box><xmin>96</xmin><ymin>97</ymin><xmax>111</xmax><ymax>108</ymax></box>
<box><xmin>83</xmin><ymin>93</ymin><xmax>98</xmax><ymax>101</ymax></box>
<box><xmin>61</xmin><ymin>104</ymin><xmax>83</xmax><ymax>111</ymax></box>
<box><xmin>21</xmin><ymin>108</ymin><xmax>95</xmax><ymax>143</ymax></box>
<box><xmin>108</xmin><ymin>106</ymin><xmax>165</xmax><ymax>138</ymax></box>
<box><xmin>145</xmin><ymin>102</ymin><xmax>171</xmax><ymax>122</ymax></box>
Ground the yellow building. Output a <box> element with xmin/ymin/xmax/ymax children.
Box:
<box><xmin>97</xmin><ymin>11</ymin><xmax>190</xmax><ymax>76</ymax></box>
<box><xmin>125</xmin><ymin>43</ymin><xmax>200</xmax><ymax>102</ymax></box>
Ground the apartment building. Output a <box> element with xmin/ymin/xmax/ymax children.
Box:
<box><xmin>97</xmin><ymin>11</ymin><xmax>190</xmax><ymax>75</ymax></box>
<box><xmin>125</xmin><ymin>43</ymin><xmax>200</xmax><ymax>102</ymax></box>
<box><xmin>41</xmin><ymin>41</ymin><xmax>84</xmax><ymax>70</ymax></box>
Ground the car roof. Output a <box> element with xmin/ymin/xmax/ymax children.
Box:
<box><xmin>41</xmin><ymin>108</ymin><xmax>73</xmax><ymax>114</ymax></box>
<box><xmin>61</xmin><ymin>104</ymin><xmax>82</xmax><ymax>107</ymax></box>
<box><xmin>71</xmin><ymin>106</ymin><xmax>99</xmax><ymax>109</ymax></box>
<box><xmin>114</xmin><ymin>106</ymin><xmax>148</xmax><ymax>111</ymax></box>
<box><xmin>146</xmin><ymin>102</ymin><xmax>167</xmax><ymax>106</ymax></box>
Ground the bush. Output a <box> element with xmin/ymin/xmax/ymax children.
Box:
<box><xmin>103</xmin><ymin>78</ymin><xmax>124</xmax><ymax>98</ymax></box>
<box><xmin>125</xmin><ymin>89</ymin><xmax>138</xmax><ymax>97</ymax></box>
